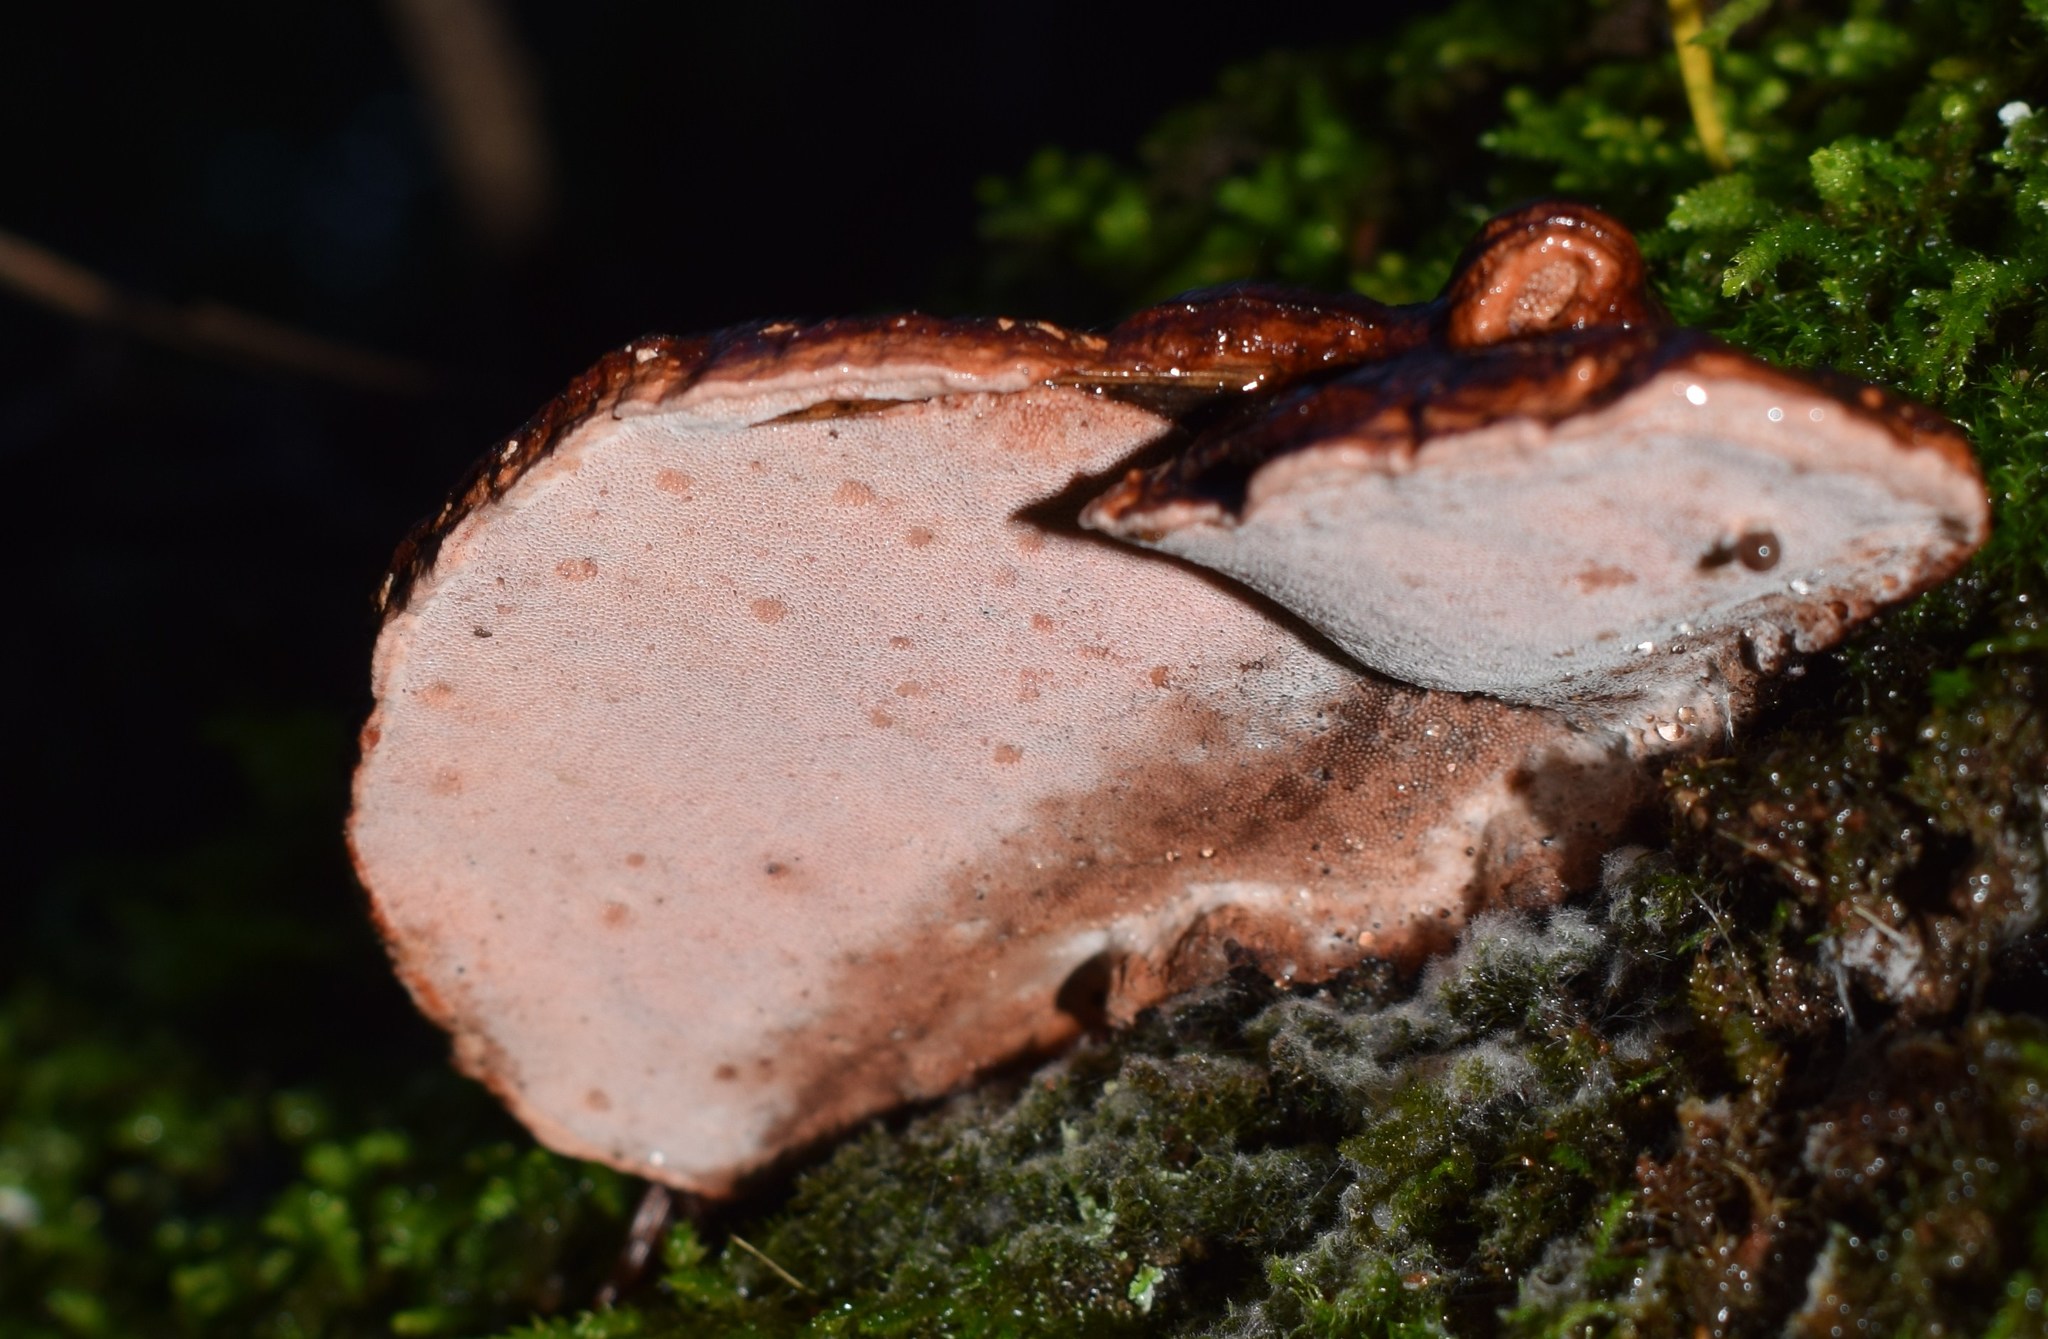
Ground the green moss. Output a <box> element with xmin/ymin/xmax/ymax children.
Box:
<box><xmin>0</xmin><ymin>978</ymin><xmax>636</xmax><ymax>1337</ymax></box>
<box><xmin>1</xmin><ymin>715</ymin><xmax>636</xmax><ymax>1338</ymax></box>
<box><xmin>8</xmin><ymin>2</ymin><xmax>2045</xmax><ymax>1335</ymax></box>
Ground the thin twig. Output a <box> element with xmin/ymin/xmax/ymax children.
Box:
<box><xmin>1711</xmin><ymin>827</ymin><xmax>1823</xmax><ymax>892</ymax></box>
<box><xmin>1692</xmin><ymin>888</ymin><xmax>1769</xmax><ymax>1012</ymax></box>
<box><xmin>0</xmin><ymin>227</ymin><xmax>432</xmax><ymax>394</ymax></box>
<box><xmin>594</xmin><ymin>1182</ymin><xmax>676</xmax><ymax>1309</ymax></box>
<box><xmin>727</xmin><ymin>1231</ymin><xmax>813</xmax><ymax>1294</ymax></box>
<box><xmin>1848</xmin><ymin>902</ymin><xmax>1915</xmax><ymax>951</ymax></box>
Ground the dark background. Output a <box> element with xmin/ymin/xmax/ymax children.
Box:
<box><xmin>3</xmin><ymin>3</ymin><xmax>1426</xmax><ymax>1055</ymax></box>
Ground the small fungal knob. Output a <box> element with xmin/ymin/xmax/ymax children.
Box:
<box><xmin>1442</xmin><ymin>201</ymin><xmax>1656</xmax><ymax>347</ymax></box>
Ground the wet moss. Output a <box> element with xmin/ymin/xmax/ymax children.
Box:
<box><xmin>0</xmin><ymin>975</ymin><xmax>637</xmax><ymax>1337</ymax></box>
<box><xmin>0</xmin><ymin>714</ymin><xmax>637</xmax><ymax>1338</ymax></box>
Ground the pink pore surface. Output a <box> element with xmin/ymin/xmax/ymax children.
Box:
<box><xmin>350</xmin><ymin>381</ymin><xmax>1605</xmax><ymax>1195</ymax></box>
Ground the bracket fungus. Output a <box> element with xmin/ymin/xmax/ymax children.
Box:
<box><xmin>349</xmin><ymin>202</ymin><xmax>1988</xmax><ymax>1196</ymax></box>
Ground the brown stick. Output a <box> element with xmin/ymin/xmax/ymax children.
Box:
<box><xmin>593</xmin><ymin>1182</ymin><xmax>677</xmax><ymax>1309</ymax></box>
<box><xmin>384</xmin><ymin>0</ymin><xmax>554</xmax><ymax>254</ymax></box>
<box><xmin>727</xmin><ymin>1232</ymin><xmax>814</xmax><ymax>1295</ymax></box>
<box><xmin>0</xmin><ymin>227</ymin><xmax>433</xmax><ymax>394</ymax></box>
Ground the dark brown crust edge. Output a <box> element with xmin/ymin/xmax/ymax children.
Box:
<box><xmin>370</xmin><ymin>201</ymin><xmax>1662</xmax><ymax>622</ymax></box>
<box><xmin>371</xmin><ymin>292</ymin><xmax>1425</xmax><ymax>621</ymax></box>
<box><xmin>372</xmin><ymin>199</ymin><xmax>1976</xmax><ymax>623</ymax></box>
<box><xmin>1083</xmin><ymin>327</ymin><xmax>1985</xmax><ymax>532</ymax></box>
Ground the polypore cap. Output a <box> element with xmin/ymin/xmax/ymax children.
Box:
<box><xmin>1083</xmin><ymin>206</ymin><xmax>1988</xmax><ymax>740</ymax></box>
<box><xmin>351</xmin><ymin>297</ymin><xmax>1606</xmax><ymax>1196</ymax></box>
<box><xmin>1442</xmin><ymin>200</ymin><xmax>1658</xmax><ymax>347</ymax></box>
<box><xmin>350</xmin><ymin>199</ymin><xmax>1989</xmax><ymax>1201</ymax></box>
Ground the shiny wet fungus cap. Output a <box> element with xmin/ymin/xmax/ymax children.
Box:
<box><xmin>1084</xmin><ymin>211</ymin><xmax>1988</xmax><ymax>733</ymax></box>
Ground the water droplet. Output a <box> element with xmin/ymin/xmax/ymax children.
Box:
<box><xmin>1738</xmin><ymin>529</ymin><xmax>1780</xmax><ymax>571</ymax></box>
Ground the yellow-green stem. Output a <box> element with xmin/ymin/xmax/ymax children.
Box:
<box><xmin>1669</xmin><ymin>0</ymin><xmax>1733</xmax><ymax>172</ymax></box>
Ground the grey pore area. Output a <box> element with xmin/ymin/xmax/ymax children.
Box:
<box><xmin>1087</xmin><ymin>350</ymin><xmax>1986</xmax><ymax>747</ymax></box>
<box><xmin>349</xmin><ymin>203</ymin><xmax>1989</xmax><ymax>1196</ymax></box>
